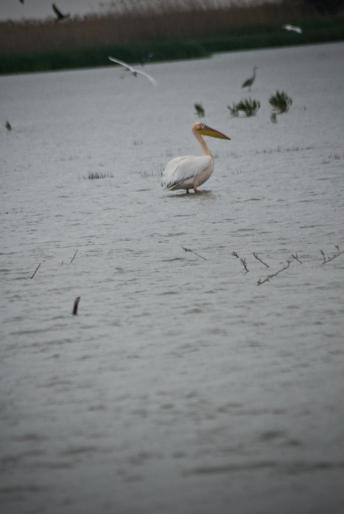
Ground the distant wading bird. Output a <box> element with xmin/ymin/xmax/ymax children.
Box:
<box><xmin>52</xmin><ymin>3</ymin><xmax>70</xmax><ymax>21</ymax></box>
<box><xmin>108</xmin><ymin>56</ymin><xmax>157</xmax><ymax>86</ymax></box>
<box><xmin>161</xmin><ymin>122</ymin><xmax>230</xmax><ymax>194</ymax></box>
<box><xmin>194</xmin><ymin>103</ymin><xmax>205</xmax><ymax>118</ymax></box>
<box><xmin>283</xmin><ymin>24</ymin><xmax>302</xmax><ymax>34</ymax></box>
<box><xmin>242</xmin><ymin>66</ymin><xmax>258</xmax><ymax>91</ymax></box>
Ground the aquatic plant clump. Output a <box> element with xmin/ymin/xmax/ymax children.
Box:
<box><xmin>227</xmin><ymin>98</ymin><xmax>261</xmax><ymax>117</ymax></box>
<box><xmin>87</xmin><ymin>172</ymin><xmax>113</xmax><ymax>180</ymax></box>
<box><xmin>269</xmin><ymin>90</ymin><xmax>293</xmax><ymax>122</ymax></box>
<box><xmin>269</xmin><ymin>90</ymin><xmax>293</xmax><ymax>114</ymax></box>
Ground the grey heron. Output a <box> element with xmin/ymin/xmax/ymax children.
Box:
<box><xmin>242</xmin><ymin>66</ymin><xmax>258</xmax><ymax>92</ymax></box>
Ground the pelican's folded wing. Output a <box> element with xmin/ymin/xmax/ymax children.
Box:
<box><xmin>161</xmin><ymin>155</ymin><xmax>211</xmax><ymax>189</ymax></box>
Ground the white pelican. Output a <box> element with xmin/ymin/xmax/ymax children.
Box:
<box><xmin>108</xmin><ymin>56</ymin><xmax>157</xmax><ymax>86</ymax></box>
<box><xmin>283</xmin><ymin>24</ymin><xmax>302</xmax><ymax>34</ymax></box>
<box><xmin>161</xmin><ymin>122</ymin><xmax>230</xmax><ymax>194</ymax></box>
<box><xmin>242</xmin><ymin>66</ymin><xmax>258</xmax><ymax>91</ymax></box>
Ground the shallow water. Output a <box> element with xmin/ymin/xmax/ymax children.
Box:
<box><xmin>1</xmin><ymin>42</ymin><xmax>344</xmax><ymax>514</ymax></box>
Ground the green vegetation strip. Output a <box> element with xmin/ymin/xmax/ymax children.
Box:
<box><xmin>1</xmin><ymin>18</ymin><xmax>343</xmax><ymax>75</ymax></box>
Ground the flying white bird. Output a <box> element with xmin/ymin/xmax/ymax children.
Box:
<box><xmin>161</xmin><ymin>122</ymin><xmax>230</xmax><ymax>194</ymax></box>
<box><xmin>108</xmin><ymin>56</ymin><xmax>157</xmax><ymax>86</ymax></box>
<box><xmin>283</xmin><ymin>24</ymin><xmax>303</xmax><ymax>34</ymax></box>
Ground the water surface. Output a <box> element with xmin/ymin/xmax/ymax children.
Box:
<box><xmin>1</xmin><ymin>42</ymin><xmax>344</xmax><ymax>514</ymax></box>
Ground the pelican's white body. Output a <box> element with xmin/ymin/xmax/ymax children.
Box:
<box><xmin>162</xmin><ymin>154</ymin><xmax>213</xmax><ymax>191</ymax></box>
<box><xmin>161</xmin><ymin>123</ymin><xmax>230</xmax><ymax>193</ymax></box>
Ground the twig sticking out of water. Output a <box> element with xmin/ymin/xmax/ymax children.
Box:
<box><xmin>257</xmin><ymin>258</ymin><xmax>293</xmax><ymax>286</ymax></box>
<box><xmin>253</xmin><ymin>252</ymin><xmax>270</xmax><ymax>268</ymax></box>
<box><xmin>72</xmin><ymin>296</ymin><xmax>81</xmax><ymax>315</ymax></box>
<box><xmin>320</xmin><ymin>245</ymin><xmax>344</xmax><ymax>265</ymax></box>
<box><xmin>320</xmin><ymin>249</ymin><xmax>326</xmax><ymax>263</ymax></box>
<box><xmin>70</xmin><ymin>249</ymin><xmax>78</xmax><ymax>264</ymax></box>
<box><xmin>30</xmin><ymin>262</ymin><xmax>41</xmax><ymax>279</ymax></box>
<box><xmin>232</xmin><ymin>251</ymin><xmax>249</xmax><ymax>273</ymax></box>
<box><xmin>182</xmin><ymin>246</ymin><xmax>207</xmax><ymax>261</ymax></box>
<box><xmin>291</xmin><ymin>253</ymin><xmax>303</xmax><ymax>264</ymax></box>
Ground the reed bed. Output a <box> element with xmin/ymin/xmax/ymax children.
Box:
<box><xmin>0</xmin><ymin>1</ymin><xmax>343</xmax><ymax>74</ymax></box>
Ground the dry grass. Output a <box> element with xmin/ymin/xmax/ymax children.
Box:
<box><xmin>0</xmin><ymin>1</ymin><xmax>324</xmax><ymax>55</ymax></box>
<box><xmin>1</xmin><ymin>1</ymin><xmax>343</xmax><ymax>73</ymax></box>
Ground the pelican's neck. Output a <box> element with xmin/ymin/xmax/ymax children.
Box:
<box><xmin>192</xmin><ymin>127</ymin><xmax>212</xmax><ymax>157</ymax></box>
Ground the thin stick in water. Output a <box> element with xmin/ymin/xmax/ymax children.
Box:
<box><xmin>291</xmin><ymin>253</ymin><xmax>303</xmax><ymax>264</ymax></box>
<box><xmin>70</xmin><ymin>249</ymin><xmax>78</xmax><ymax>264</ymax></box>
<box><xmin>30</xmin><ymin>262</ymin><xmax>41</xmax><ymax>279</ymax></box>
<box><xmin>257</xmin><ymin>259</ymin><xmax>292</xmax><ymax>286</ymax></box>
<box><xmin>320</xmin><ymin>249</ymin><xmax>327</xmax><ymax>264</ymax></box>
<box><xmin>320</xmin><ymin>245</ymin><xmax>344</xmax><ymax>265</ymax></box>
<box><xmin>232</xmin><ymin>251</ymin><xmax>249</xmax><ymax>272</ymax></box>
<box><xmin>72</xmin><ymin>296</ymin><xmax>81</xmax><ymax>315</ymax></box>
<box><xmin>253</xmin><ymin>252</ymin><xmax>270</xmax><ymax>268</ymax></box>
<box><xmin>182</xmin><ymin>246</ymin><xmax>207</xmax><ymax>260</ymax></box>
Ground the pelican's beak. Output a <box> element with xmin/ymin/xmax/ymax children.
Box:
<box><xmin>198</xmin><ymin>124</ymin><xmax>231</xmax><ymax>140</ymax></box>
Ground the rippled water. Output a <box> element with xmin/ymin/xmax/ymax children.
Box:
<box><xmin>1</xmin><ymin>42</ymin><xmax>344</xmax><ymax>514</ymax></box>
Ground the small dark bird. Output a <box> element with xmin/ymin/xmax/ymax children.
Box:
<box><xmin>242</xmin><ymin>66</ymin><xmax>258</xmax><ymax>92</ymax></box>
<box><xmin>194</xmin><ymin>103</ymin><xmax>205</xmax><ymax>118</ymax></box>
<box><xmin>19</xmin><ymin>0</ymin><xmax>25</xmax><ymax>4</ymax></box>
<box><xmin>52</xmin><ymin>3</ymin><xmax>70</xmax><ymax>21</ymax></box>
<box><xmin>5</xmin><ymin>121</ymin><xmax>12</xmax><ymax>131</ymax></box>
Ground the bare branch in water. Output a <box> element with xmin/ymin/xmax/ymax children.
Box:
<box><xmin>253</xmin><ymin>252</ymin><xmax>270</xmax><ymax>268</ymax></box>
<box><xmin>232</xmin><ymin>251</ymin><xmax>249</xmax><ymax>272</ymax></box>
<box><xmin>291</xmin><ymin>253</ymin><xmax>303</xmax><ymax>264</ymax></box>
<box><xmin>30</xmin><ymin>262</ymin><xmax>41</xmax><ymax>279</ymax></box>
<box><xmin>241</xmin><ymin>257</ymin><xmax>249</xmax><ymax>273</ymax></box>
<box><xmin>257</xmin><ymin>259</ymin><xmax>292</xmax><ymax>286</ymax></box>
<box><xmin>320</xmin><ymin>245</ymin><xmax>344</xmax><ymax>265</ymax></box>
<box><xmin>70</xmin><ymin>249</ymin><xmax>78</xmax><ymax>264</ymax></box>
<box><xmin>182</xmin><ymin>246</ymin><xmax>207</xmax><ymax>261</ymax></box>
<box><xmin>320</xmin><ymin>249</ymin><xmax>327</xmax><ymax>264</ymax></box>
<box><xmin>72</xmin><ymin>296</ymin><xmax>81</xmax><ymax>315</ymax></box>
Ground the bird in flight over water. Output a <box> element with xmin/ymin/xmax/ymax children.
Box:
<box><xmin>52</xmin><ymin>3</ymin><xmax>70</xmax><ymax>22</ymax></box>
<box><xmin>283</xmin><ymin>24</ymin><xmax>303</xmax><ymax>34</ymax></box>
<box><xmin>108</xmin><ymin>56</ymin><xmax>157</xmax><ymax>86</ymax></box>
